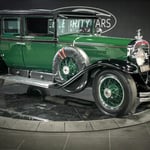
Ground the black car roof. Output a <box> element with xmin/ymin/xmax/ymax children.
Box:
<box><xmin>0</xmin><ymin>9</ymin><xmax>53</xmax><ymax>15</ymax></box>
<box><xmin>0</xmin><ymin>6</ymin><xmax>110</xmax><ymax>18</ymax></box>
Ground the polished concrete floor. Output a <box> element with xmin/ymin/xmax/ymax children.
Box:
<box><xmin>0</xmin><ymin>122</ymin><xmax>150</xmax><ymax>150</ymax></box>
<box><xmin>0</xmin><ymin>83</ymin><xmax>149</xmax><ymax>150</ymax></box>
<box><xmin>0</xmin><ymin>83</ymin><xmax>108</xmax><ymax>121</ymax></box>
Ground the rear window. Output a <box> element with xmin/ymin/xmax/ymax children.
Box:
<box><xmin>26</xmin><ymin>17</ymin><xmax>53</xmax><ymax>36</ymax></box>
<box><xmin>3</xmin><ymin>18</ymin><xmax>20</xmax><ymax>34</ymax></box>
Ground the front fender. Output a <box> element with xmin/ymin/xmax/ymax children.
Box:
<box><xmin>55</xmin><ymin>59</ymin><xmax>138</xmax><ymax>91</ymax></box>
<box><xmin>95</xmin><ymin>59</ymin><xmax>138</xmax><ymax>74</ymax></box>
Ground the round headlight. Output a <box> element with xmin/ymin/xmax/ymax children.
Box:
<box><xmin>135</xmin><ymin>47</ymin><xmax>146</xmax><ymax>66</ymax></box>
<box><xmin>128</xmin><ymin>39</ymin><xmax>149</xmax><ymax>66</ymax></box>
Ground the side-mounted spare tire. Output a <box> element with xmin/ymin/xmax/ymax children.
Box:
<box><xmin>53</xmin><ymin>47</ymin><xmax>90</xmax><ymax>92</ymax></box>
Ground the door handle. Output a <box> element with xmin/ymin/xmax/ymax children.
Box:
<box><xmin>16</xmin><ymin>42</ymin><xmax>26</xmax><ymax>46</ymax></box>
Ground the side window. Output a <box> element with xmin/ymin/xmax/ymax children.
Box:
<box><xmin>26</xmin><ymin>17</ymin><xmax>54</xmax><ymax>36</ymax></box>
<box><xmin>3</xmin><ymin>18</ymin><xmax>20</xmax><ymax>34</ymax></box>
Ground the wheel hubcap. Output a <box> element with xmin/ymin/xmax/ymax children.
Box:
<box><xmin>60</xmin><ymin>57</ymin><xmax>79</xmax><ymax>81</ymax></box>
<box><xmin>63</xmin><ymin>66</ymin><xmax>70</xmax><ymax>75</ymax></box>
<box><xmin>104</xmin><ymin>88</ymin><xmax>112</xmax><ymax>98</ymax></box>
<box><xmin>99</xmin><ymin>75</ymin><xmax>124</xmax><ymax>110</ymax></box>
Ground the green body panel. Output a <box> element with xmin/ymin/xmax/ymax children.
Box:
<box><xmin>58</xmin><ymin>34</ymin><xmax>133</xmax><ymax>64</ymax></box>
<box><xmin>0</xmin><ymin>34</ymin><xmax>25</xmax><ymax>67</ymax></box>
<box><xmin>22</xmin><ymin>36</ymin><xmax>56</xmax><ymax>72</ymax></box>
<box><xmin>0</xmin><ymin>33</ymin><xmax>133</xmax><ymax>72</ymax></box>
<box><xmin>0</xmin><ymin>35</ymin><xmax>57</xmax><ymax>72</ymax></box>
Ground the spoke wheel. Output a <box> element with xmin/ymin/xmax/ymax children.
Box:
<box><xmin>59</xmin><ymin>57</ymin><xmax>79</xmax><ymax>81</ymax></box>
<box><xmin>93</xmin><ymin>70</ymin><xmax>137</xmax><ymax>116</ymax></box>
<box><xmin>53</xmin><ymin>47</ymin><xmax>89</xmax><ymax>93</ymax></box>
<box><xmin>99</xmin><ymin>75</ymin><xmax>124</xmax><ymax>110</ymax></box>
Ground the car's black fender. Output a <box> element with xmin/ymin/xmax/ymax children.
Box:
<box><xmin>56</xmin><ymin>59</ymin><xmax>138</xmax><ymax>93</ymax></box>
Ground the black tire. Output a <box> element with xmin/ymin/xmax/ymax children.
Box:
<box><xmin>27</xmin><ymin>86</ymin><xmax>47</xmax><ymax>100</ymax></box>
<box><xmin>92</xmin><ymin>69</ymin><xmax>137</xmax><ymax>116</ymax></box>
<box><xmin>0</xmin><ymin>79</ymin><xmax>4</xmax><ymax>87</ymax></box>
<box><xmin>0</xmin><ymin>57</ymin><xmax>8</xmax><ymax>74</ymax></box>
<box><xmin>53</xmin><ymin>47</ymin><xmax>89</xmax><ymax>92</ymax></box>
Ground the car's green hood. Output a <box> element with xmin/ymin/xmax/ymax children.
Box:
<box><xmin>58</xmin><ymin>34</ymin><xmax>133</xmax><ymax>63</ymax></box>
<box><xmin>59</xmin><ymin>34</ymin><xmax>133</xmax><ymax>47</ymax></box>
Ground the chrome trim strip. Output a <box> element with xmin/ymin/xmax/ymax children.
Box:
<box><xmin>139</xmin><ymin>92</ymin><xmax>150</xmax><ymax>103</ymax></box>
<box><xmin>140</xmin><ymin>97</ymin><xmax>150</xmax><ymax>103</ymax></box>
<box><xmin>73</xmin><ymin>37</ymin><xmax>81</xmax><ymax>47</ymax></box>
<box><xmin>0</xmin><ymin>75</ymin><xmax>55</xmax><ymax>88</ymax></box>
<box><xmin>74</xmin><ymin>42</ymin><xmax>127</xmax><ymax>49</ymax></box>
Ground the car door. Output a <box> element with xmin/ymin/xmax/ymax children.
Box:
<box><xmin>0</xmin><ymin>17</ymin><xmax>25</xmax><ymax>68</ymax></box>
<box><xmin>22</xmin><ymin>16</ymin><xmax>57</xmax><ymax>72</ymax></box>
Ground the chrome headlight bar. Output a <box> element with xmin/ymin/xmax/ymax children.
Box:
<box><xmin>127</xmin><ymin>39</ymin><xmax>150</xmax><ymax>66</ymax></box>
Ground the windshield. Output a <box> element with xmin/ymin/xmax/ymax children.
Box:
<box><xmin>57</xmin><ymin>18</ymin><xmax>94</xmax><ymax>35</ymax></box>
<box><xmin>48</xmin><ymin>18</ymin><xmax>106</xmax><ymax>36</ymax></box>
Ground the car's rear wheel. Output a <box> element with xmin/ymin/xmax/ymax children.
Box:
<box><xmin>27</xmin><ymin>86</ymin><xmax>46</xmax><ymax>100</ymax></box>
<box><xmin>93</xmin><ymin>69</ymin><xmax>137</xmax><ymax>116</ymax></box>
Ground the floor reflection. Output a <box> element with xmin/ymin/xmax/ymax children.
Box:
<box><xmin>0</xmin><ymin>83</ymin><xmax>149</xmax><ymax>121</ymax></box>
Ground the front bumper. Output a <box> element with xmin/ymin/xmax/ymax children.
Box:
<box><xmin>139</xmin><ymin>92</ymin><xmax>150</xmax><ymax>103</ymax></box>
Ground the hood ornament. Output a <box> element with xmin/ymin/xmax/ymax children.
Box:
<box><xmin>135</xmin><ymin>29</ymin><xmax>143</xmax><ymax>40</ymax></box>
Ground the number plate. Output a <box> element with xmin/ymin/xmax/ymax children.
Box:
<box><xmin>140</xmin><ymin>65</ymin><xmax>150</xmax><ymax>72</ymax></box>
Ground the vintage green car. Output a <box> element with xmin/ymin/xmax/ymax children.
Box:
<box><xmin>0</xmin><ymin>6</ymin><xmax>149</xmax><ymax>116</ymax></box>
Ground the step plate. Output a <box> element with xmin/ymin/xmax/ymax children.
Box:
<box><xmin>0</xmin><ymin>75</ymin><xmax>55</xmax><ymax>88</ymax></box>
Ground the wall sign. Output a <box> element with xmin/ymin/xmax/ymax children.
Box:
<box><xmin>54</xmin><ymin>6</ymin><xmax>117</xmax><ymax>34</ymax></box>
<box><xmin>93</xmin><ymin>8</ymin><xmax>117</xmax><ymax>34</ymax></box>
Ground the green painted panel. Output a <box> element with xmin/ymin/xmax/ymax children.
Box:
<box><xmin>58</xmin><ymin>34</ymin><xmax>133</xmax><ymax>64</ymax></box>
<box><xmin>22</xmin><ymin>36</ymin><xmax>57</xmax><ymax>72</ymax></box>
<box><xmin>0</xmin><ymin>35</ymin><xmax>25</xmax><ymax>68</ymax></box>
<box><xmin>0</xmin><ymin>33</ymin><xmax>133</xmax><ymax>72</ymax></box>
<box><xmin>59</xmin><ymin>34</ymin><xmax>132</xmax><ymax>46</ymax></box>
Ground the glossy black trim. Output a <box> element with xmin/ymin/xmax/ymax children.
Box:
<box><xmin>96</xmin><ymin>59</ymin><xmax>138</xmax><ymax>73</ymax></box>
<box><xmin>55</xmin><ymin>59</ymin><xmax>139</xmax><ymax>91</ymax></box>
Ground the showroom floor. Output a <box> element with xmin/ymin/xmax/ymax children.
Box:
<box><xmin>0</xmin><ymin>122</ymin><xmax>150</xmax><ymax>150</ymax></box>
<box><xmin>0</xmin><ymin>123</ymin><xmax>150</xmax><ymax>150</ymax></box>
<box><xmin>0</xmin><ymin>83</ymin><xmax>149</xmax><ymax>150</ymax></box>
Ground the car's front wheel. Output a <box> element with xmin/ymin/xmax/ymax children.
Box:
<box><xmin>92</xmin><ymin>70</ymin><xmax>137</xmax><ymax>116</ymax></box>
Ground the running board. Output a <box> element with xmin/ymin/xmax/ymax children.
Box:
<box><xmin>0</xmin><ymin>75</ymin><xmax>56</xmax><ymax>88</ymax></box>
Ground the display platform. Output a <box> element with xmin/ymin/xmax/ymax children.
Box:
<box><xmin>0</xmin><ymin>82</ymin><xmax>150</xmax><ymax>150</ymax></box>
<box><xmin>0</xmin><ymin>82</ymin><xmax>149</xmax><ymax>132</ymax></box>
